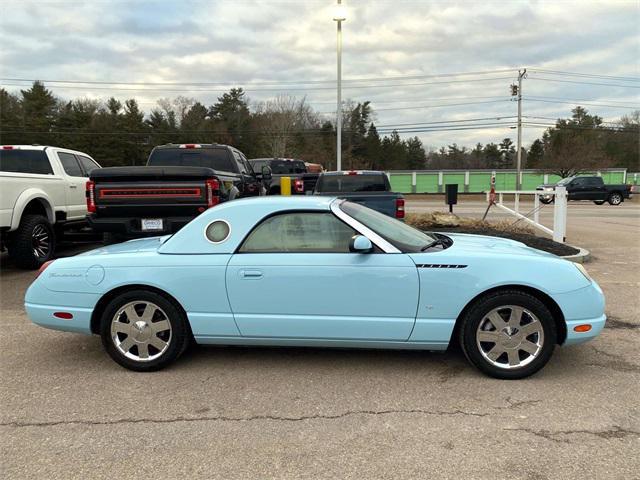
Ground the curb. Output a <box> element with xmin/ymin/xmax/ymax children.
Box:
<box><xmin>562</xmin><ymin>246</ymin><xmax>591</xmax><ymax>263</ymax></box>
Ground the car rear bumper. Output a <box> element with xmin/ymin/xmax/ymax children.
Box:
<box><xmin>87</xmin><ymin>214</ymin><xmax>193</xmax><ymax>235</ymax></box>
<box><xmin>25</xmin><ymin>302</ymin><xmax>93</xmax><ymax>334</ymax></box>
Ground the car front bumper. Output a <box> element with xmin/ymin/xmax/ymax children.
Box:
<box><xmin>551</xmin><ymin>280</ymin><xmax>606</xmax><ymax>346</ymax></box>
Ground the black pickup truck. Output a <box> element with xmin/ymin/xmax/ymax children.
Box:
<box><xmin>87</xmin><ymin>143</ymin><xmax>270</xmax><ymax>242</ymax></box>
<box><xmin>536</xmin><ymin>176</ymin><xmax>633</xmax><ymax>205</ymax></box>
<box><xmin>313</xmin><ymin>170</ymin><xmax>405</xmax><ymax>219</ymax></box>
<box><xmin>248</xmin><ymin>158</ymin><xmax>320</xmax><ymax>195</ymax></box>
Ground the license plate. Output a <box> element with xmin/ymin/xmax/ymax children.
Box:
<box><xmin>141</xmin><ymin>218</ymin><xmax>163</xmax><ymax>231</ymax></box>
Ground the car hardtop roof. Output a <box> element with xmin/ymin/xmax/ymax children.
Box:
<box><xmin>1</xmin><ymin>145</ymin><xmax>94</xmax><ymax>156</ymax></box>
<box><xmin>321</xmin><ymin>170</ymin><xmax>387</xmax><ymax>176</ymax></box>
<box><xmin>205</xmin><ymin>194</ymin><xmax>336</xmax><ymax>213</ymax></box>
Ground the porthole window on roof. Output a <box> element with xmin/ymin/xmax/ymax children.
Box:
<box><xmin>205</xmin><ymin>220</ymin><xmax>231</xmax><ymax>244</ymax></box>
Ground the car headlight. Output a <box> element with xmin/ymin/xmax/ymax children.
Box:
<box><xmin>544</xmin><ymin>187</ymin><xmax>554</xmax><ymax>191</ymax></box>
<box><xmin>574</xmin><ymin>263</ymin><xmax>592</xmax><ymax>282</ymax></box>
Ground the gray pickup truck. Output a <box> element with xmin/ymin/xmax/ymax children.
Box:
<box><xmin>313</xmin><ymin>170</ymin><xmax>405</xmax><ymax>219</ymax></box>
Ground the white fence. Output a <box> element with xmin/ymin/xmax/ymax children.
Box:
<box><xmin>485</xmin><ymin>186</ymin><xmax>568</xmax><ymax>243</ymax></box>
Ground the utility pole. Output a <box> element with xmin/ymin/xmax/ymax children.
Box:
<box><xmin>333</xmin><ymin>0</ymin><xmax>346</xmax><ymax>171</ymax></box>
<box><xmin>513</xmin><ymin>69</ymin><xmax>526</xmax><ymax>190</ymax></box>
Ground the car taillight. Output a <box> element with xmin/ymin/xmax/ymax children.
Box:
<box><xmin>86</xmin><ymin>180</ymin><xmax>96</xmax><ymax>213</ymax></box>
<box><xmin>293</xmin><ymin>179</ymin><xmax>304</xmax><ymax>194</ymax></box>
<box><xmin>346</xmin><ymin>171</ymin><xmax>358</xmax><ymax>176</ymax></box>
<box><xmin>206</xmin><ymin>178</ymin><xmax>221</xmax><ymax>208</ymax></box>
<box><xmin>395</xmin><ymin>198</ymin><xmax>405</xmax><ymax>219</ymax></box>
<box><xmin>37</xmin><ymin>260</ymin><xmax>55</xmax><ymax>278</ymax></box>
<box><xmin>2</xmin><ymin>145</ymin><xmax>14</xmax><ymax>149</ymax></box>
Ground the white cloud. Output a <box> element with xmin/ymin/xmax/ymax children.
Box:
<box><xmin>1</xmin><ymin>0</ymin><xmax>638</xmax><ymax>148</ymax></box>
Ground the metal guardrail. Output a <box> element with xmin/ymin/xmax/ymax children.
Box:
<box><xmin>485</xmin><ymin>186</ymin><xmax>568</xmax><ymax>243</ymax></box>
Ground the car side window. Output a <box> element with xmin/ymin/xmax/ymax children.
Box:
<box><xmin>58</xmin><ymin>152</ymin><xmax>84</xmax><ymax>177</ymax></box>
<box><xmin>232</xmin><ymin>151</ymin><xmax>247</xmax><ymax>174</ymax></box>
<box><xmin>239</xmin><ymin>212</ymin><xmax>357</xmax><ymax>253</ymax></box>
<box><xmin>76</xmin><ymin>155</ymin><xmax>99</xmax><ymax>177</ymax></box>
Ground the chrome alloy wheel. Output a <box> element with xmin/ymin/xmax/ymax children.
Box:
<box><xmin>32</xmin><ymin>224</ymin><xmax>50</xmax><ymax>259</ymax></box>
<box><xmin>110</xmin><ymin>301</ymin><xmax>172</xmax><ymax>362</ymax></box>
<box><xmin>476</xmin><ymin>305</ymin><xmax>544</xmax><ymax>369</ymax></box>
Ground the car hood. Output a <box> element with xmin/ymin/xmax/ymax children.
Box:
<box><xmin>78</xmin><ymin>236</ymin><xmax>171</xmax><ymax>256</ymax></box>
<box><xmin>537</xmin><ymin>184</ymin><xmax>556</xmax><ymax>189</ymax></box>
<box><xmin>437</xmin><ymin>232</ymin><xmax>557</xmax><ymax>258</ymax></box>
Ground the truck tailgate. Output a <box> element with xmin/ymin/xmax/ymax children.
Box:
<box><xmin>331</xmin><ymin>193</ymin><xmax>402</xmax><ymax>218</ymax></box>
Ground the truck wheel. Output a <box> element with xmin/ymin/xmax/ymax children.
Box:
<box><xmin>7</xmin><ymin>215</ymin><xmax>55</xmax><ymax>269</ymax></box>
<box><xmin>593</xmin><ymin>200</ymin><xmax>606</xmax><ymax>205</ymax></box>
<box><xmin>608</xmin><ymin>193</ymin><xmax>622</xmax><ymax>205</ymax></box>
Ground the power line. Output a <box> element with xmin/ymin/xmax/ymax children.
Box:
<box><xmin>528</xmin><ymin>69</ymin><xmax>640</xmax><ymax>82</ymax></box>
<box><xmin>528</xmin><ymin>76</ymin><xmax>640</xmax><ymax>89</ymax></box>
<box><xmin>0</xmin><ymin>69</ymin><xmax>517</xmax><ymax>87</ymax></box>
<box><xmin>1</xmin><ymin>76</ymin><xmax>515</xmax><ymax>93</ymax></box>
<box><xmin>524</xmin><ymin>97</ymin><xmax>640</xmax><ymax>109</ymax></box>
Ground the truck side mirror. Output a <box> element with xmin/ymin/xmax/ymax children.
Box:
<box><xmin>261</xmin><ymin>165</ymin><xmax>272</xmax><ymax>183</ymax></box>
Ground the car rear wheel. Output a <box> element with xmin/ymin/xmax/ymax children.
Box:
<box><xmin>459</xmin><ymin>290</ymin><xmax>556</xmax><ymax>379</ymax></box>
<box><xmin>608</xmin><ymin>192</ymin><xmax>622</xmax><ymax>205</ymax></box>
<box><xmin>100</xmin><ymin>290</ymin><xmax>189</xmax><ymax>371</ymax></box>
<box><xmin>7</xmin><ymin>215</ymin><xmax>55</xmax><ymax>269</ymax></box>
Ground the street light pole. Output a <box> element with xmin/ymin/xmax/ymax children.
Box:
<box><xmin>515</xmin><ymin>68</ymin><xmax>526</xmax><ymax>190</ymax></box>
<box><xmin>334</xmin><ymin>0</ymin><xmax>346</xmax><ymax>171</ymax></box>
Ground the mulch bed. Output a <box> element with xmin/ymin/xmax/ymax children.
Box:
<box><xmin>426</xmin><ymin>226</ymin><xmax>580</xmax><ymax>257</ymax></box>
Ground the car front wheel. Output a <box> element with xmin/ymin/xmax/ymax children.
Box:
<box><xmin>459</xmin><ymin>290</ymin><xmax>556</xmax><ymax>379</ymax></box>
<box><xmin>100</xmin><ymin>290</ymin><xmax>190</xmax><ymax>371</ymax></box>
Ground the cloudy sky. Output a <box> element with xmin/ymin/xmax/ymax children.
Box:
<box><xmin>1</xmin><ymin>0</ymin><xmax>639</xmax><ymax>149</ymax></box>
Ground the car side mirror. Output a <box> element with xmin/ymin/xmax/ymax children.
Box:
<box><xmin>261</xmin><ymin>165</ymin><xmax>272</xmax><ymax>182</ymax></box>
<box><xmin>349</xmin><ymin>235</ymin><xmax>373</xmax><ymax>253</ymax></box>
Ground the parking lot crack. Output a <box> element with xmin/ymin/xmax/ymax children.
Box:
<box><xmin>0</xmin><ymin>408</ymin><xmax>489</xmax><ymax>429</ymax></box>
<box><xmin>505</xmin><ymin>426</ymin><xmax>640</xmax><ymax>444</ymax></box>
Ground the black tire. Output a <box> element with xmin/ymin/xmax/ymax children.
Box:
<box><xmin>593</xmin><ymin>200</ymin><xmax>606</xmax><ymax>205</ymax></box>
<box><xmin>458</xmin><ymin>290</ymin><xmax>557</xmax><ymax>379</ymax></box>
<box><xmin>103</xmin><ymin>232</ymin><xmax>126</xmax><ymax>245</ymax></box>
<box><xmin>539</xmin><ymin>197</ymin><xmax>554</xmax><ymax>205</ymax></box>
<box><xmin>608</xmin><ymin>192</ymin><xmax>623</xmax><ymax>205</ymax></box>
<box><xmin>100</xmin><ymin>290</ymin><xmax>190</xmax><ymax>372</ymax></box>
<box><xmin>7</xmin><ymin>215</ymin><xmax>55</xmax><ymax>269</ymax></box>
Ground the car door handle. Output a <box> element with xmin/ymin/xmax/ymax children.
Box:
<box><xmin>69</xmin><ymin>185</ymin><xmax>78</xmax><ymax>188</ymax></box>
<box><xmin>240</xmin><ymin>269</ymin><xmax>263</xmax><ymax>279</ymax></box>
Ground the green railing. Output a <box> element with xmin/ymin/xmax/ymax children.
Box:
<box><xmin>387</xmin><ymin>168</ymin><xmax>628</xmax><ymax>194</ymax></box>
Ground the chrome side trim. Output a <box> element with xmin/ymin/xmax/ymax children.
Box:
<box><xmin>330</xmin><ymin>199</ymin><xmax>401</xmax><ymax>254</ymax></box>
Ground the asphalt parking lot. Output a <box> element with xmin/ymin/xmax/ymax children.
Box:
<box><xmin>1</xmin><ymin>199</ymin><xmax>639</xmax><ymax>479</ymax></box>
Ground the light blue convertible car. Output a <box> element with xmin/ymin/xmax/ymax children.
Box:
<box><xmin>25</xmin><ymin>196</ymin><xmax>605</xmax><ymax>378</ymax></box>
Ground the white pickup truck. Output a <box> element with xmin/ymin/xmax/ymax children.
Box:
<box><xmin>0</xmin><ymin>145</ymin><xmax>101</xmax><ymax>269</ymax></box>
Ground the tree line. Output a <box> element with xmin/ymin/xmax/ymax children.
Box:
<box><xmin>1</xmin><ymin>82</ymin><xmax>638</xmax><ymax>176</ymax></box>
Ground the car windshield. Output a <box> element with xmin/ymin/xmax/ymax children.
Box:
<box><xmin>317</xmin><ymin>174</ymin><xmax>387</xmax><ymax>192</ymax></box>
<box><xmin>339</xmin><ymin>201</ymin><xmax>437</xmax><ymax>253</ymax></box>
<box><xmin>557</xmin><ymin>177</ymin><xmax>575</xmax><ymax>185</ymax></box>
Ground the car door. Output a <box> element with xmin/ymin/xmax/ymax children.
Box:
<box><xmin>225</xmin><ymin>211</ymin><xmax>419</xmax><ymax>341</ymax></box>
<box><xmin>56</xmin><ymin>151</ymin><xmax>88</xmax><ymax>220</ymax></box>
<box><xmin>585</xmin><ymin>177</ymin><xmax>607</xmax><ymax>200</ymax></box>
<box><xmin>567</xmin><ymin>177</ymin><xmax>587</xmax><ymax>200</ymax></box>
